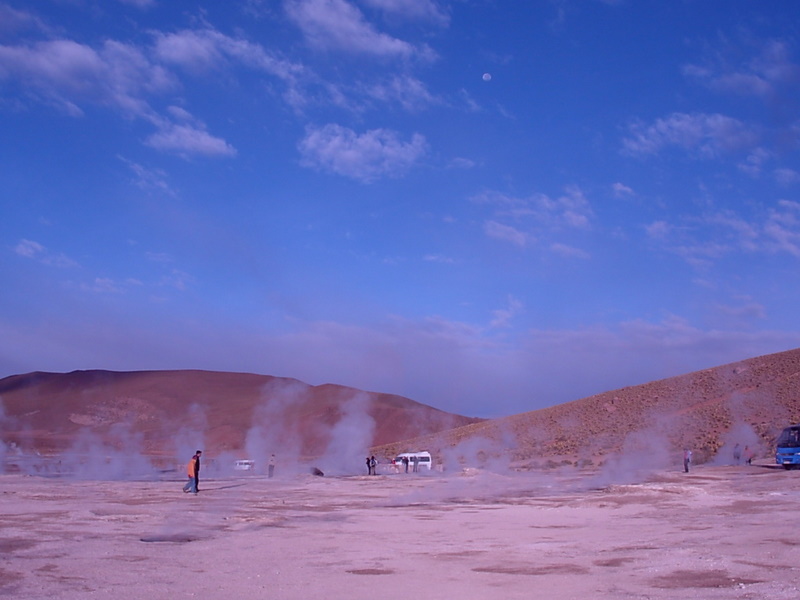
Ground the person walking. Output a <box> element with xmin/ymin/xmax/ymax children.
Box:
<box><xmin>183</xmin><ymin>452</ymin><xmax>199</xmax><ymax>494</ymax></box>
<box><xmin>193</xmin><ymin>450</ymin><xmax>202</xmax><ymax>492</ymax></box>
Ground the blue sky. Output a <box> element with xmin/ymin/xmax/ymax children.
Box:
<box><xmin>2</xmin><ymin>0</ymin><xmax>800</xmax><ymax>418</ymax></box>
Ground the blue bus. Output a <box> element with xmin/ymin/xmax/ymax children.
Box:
<box><xmin>776</xmin><ymin>424</ymin><xmax>800</xmax><ymax>469</ymax></box>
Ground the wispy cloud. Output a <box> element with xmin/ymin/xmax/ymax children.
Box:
<box><xmin>647</xmin><ymin>201</ymin><xmax>800</xmax><ymax>266</ymax></box>
<box><xmin>475</xmin><ymin>185</ymin><xmax>594</xmax><ymax>251</ymax></box>
<box><xmin>490</xmin><ymin>295</ymin><xmax>523</xmax><ymax>328</ymax></box>
<box><xmin>683</xmin><ymin>39</ymin><xmax>800</xmax><ymax>100</ymax></box>
<box><xmin>285</xmin><ymin>0</ymin><xmax>435</xmax><ymax>60</ymax></box>
<box><xmin>361</xmin><ymin>74</ymin><xmax>439</xmax><ymax>111</ymax></box>
<box><xmin>145</xmin><ymin>122</ymin><xmax>237</xmax><ymax>158</ymax></box>
<box><xmin>14</xmin><ymin>239</ymin><xmax>78</xmax><ymax>268</ymax></box>
<box><xmin>151</xmin><ymin>28</ymin><xmax>304</xmax><ymax>80</ymax></box>
<box><xmin>484</xmin><ymin>221</ymin><xmax>528</xmax><ymax>247</ymax></box>
<box><xmin>0</xmin><ymin>3</ymin><xmax>48</xmax><ymax>35</ymax></box>
<box><xmin>298</xmin><ymin>123</ymin><xmax>427</xmax><ymax>182</ymax></box>
<box><xmin>118</xmin><ymin>156</ymin><xmax>174</xmax><ymax>194</ymax></box>
<box><xmin>611</xmin><ymin>182</ymin><xmax>635</xmax><ymax>198</ymax></box>
<box><xmin>774</xmin><ymin>168</ymin><xmax>800</xmax><ymax>186</ymax></box>
<box><xmin>423</xmin><ymin>254</ymin><xmax>456</xmax><ymax>264</ymax></box>
<box><xmin>622</xmin><ymin>112</ymin><xmax>759</xmax><ymax>158</ymax></box>
<box><xmin>550</xmin><ymin>242</ymin><xmax>590</xmax><ymax>259</ymax></box>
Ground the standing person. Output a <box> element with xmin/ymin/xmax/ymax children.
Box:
<box><xmin>183</xmin><ymin>452</ymin><xmax>198</xmax><ymax>494</ymax></box>
<box><xmin>733</xmin><ymin>443</ymin><xmax>741</xmax><ymax>464</ymax></box>
<box><xmin>268</xmin><ymin>454</ymin><xmax>276</xmax><ymax>478</ymax></box>
<box><xmin>366</xmin><ymin>456</ymin><xmax>371</xmax><ymax>475</ymax></box>
<box><xmin>402</xmin><ymin>456</ymin><xmax>409</xmax><ymax>473</ymax></box>
<box><xmin>744</xmin><ymin>445</ymin><xmax>753</xmax><ymax>465</ymax></box>
<box><xmin>683</xmin><ymin>448</ymin><xmax>692</xmax><ymax>473</ymax></box>
<box><xmin>193</xmin><ymin>450</ymin><xmax>202</xmax><ymax>492</ymax></box>
<box><xmin>412</xmin><ymin>455</ymin><xmax>419</xmax><ymax>473</ymax></box>
<box><xmin>370</xmin><ymin>456</ymin><xmax>377</xmax><ymax>475</ymax></box>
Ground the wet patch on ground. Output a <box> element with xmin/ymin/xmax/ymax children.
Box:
<box><xmin>650</xmin><ymin>569</ymin><xmax>763</xmax><ymax>588</ymax></box>
<box><xmin>139</xmin><ymin>533</ymin><xmax>204</xmax><ymax>543</ymax></box>
<box><xmin>473</xmin><ymin>563</ymin><xmax>589</xmax><ymax>576</ymax></box>
<box><xmin>346</xmin><ymin>568</ymin><xmax>394</xmax><ymax>575</ymax></box>
<box><xmin>0</xmin><ymin>538</ymin><xmax>37</xmax><ymax>554</ymax></box>
<box><xmin>593</xmin><ymin>557</ymin><xmax>637</xmax><ymax>567</ymax></box>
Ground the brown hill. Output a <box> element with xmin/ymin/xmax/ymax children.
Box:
<box><xmin>375</xmin><ymin>347</ymin><xmax>800</xmax><ymax>468</ymax></box>
<box><xmin>0</xmin><ymin>370</ymin><xmax>482</xmax><ymax>460</ymax></box>
<box><xmin>4</xmin><ymin>347</ymin><xmax>800</xmax><ymax>473</ymax></box>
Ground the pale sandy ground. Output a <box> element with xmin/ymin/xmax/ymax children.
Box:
<box><xmin>2</xmin><ymin>463</ymin><xmax>800</xmax><ymax>600</ymax></box>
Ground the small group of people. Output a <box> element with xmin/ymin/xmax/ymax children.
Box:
<box><xmin>183</xmin><ymin>451</ymin><xmax>278</xmax><ymax>493</ymax></box>
<box><xmin>182</xmin><ymin>450</ymin><xmax>202</xmax><ymax>494</ymax></box>
<box><xmin>366</xmin><ymin>455</ymin><xmax>377</xmax><ymax>475</ymax></box>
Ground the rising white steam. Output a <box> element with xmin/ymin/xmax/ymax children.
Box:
<box><xmin>317</xmin><ymin>393</ymin><xmax>375</xmax><ymax>476</ymax></box>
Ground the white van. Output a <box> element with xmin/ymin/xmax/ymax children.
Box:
<box><xmin>393</xmin><ymin>451</ymin><xmax>433</xmax><ymax>471</ymax></box>
<box><xmin>234</xmin><ymin>459</ymin><xmax>255</xmax><ymax>471</ymax></box>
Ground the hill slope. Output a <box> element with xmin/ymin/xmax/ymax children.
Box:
<box><xmin>375</xmin><ymin>347</ymin><xmax>800</xmax><ymax>467</ymax></box>
<box><xmin>0</xmin><ymin>369</ymin><xmax>482</xmax><ymax>459</ymax></box>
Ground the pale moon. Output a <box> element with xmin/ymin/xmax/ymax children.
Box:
<box><xmin>482</xmin><ymin>73</ymin><xmax>492</xmax><ymax>82</ymax></box>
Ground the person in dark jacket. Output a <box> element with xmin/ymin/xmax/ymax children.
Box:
<box><xmin>194</xmin><ymin>450</ymin><xmax>202</xmax><ymax>492</ymax></box>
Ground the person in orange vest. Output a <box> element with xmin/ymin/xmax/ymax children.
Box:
<box><xmin>183</xmin><ymin>451</ymin><xmax>201</xmax><ymax>494</ymax></box>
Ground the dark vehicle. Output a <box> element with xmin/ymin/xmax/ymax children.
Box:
<box><xmin>776</xmin><ymin>424</ymin><xmax>800</xmax><ymax>469</ymax></box>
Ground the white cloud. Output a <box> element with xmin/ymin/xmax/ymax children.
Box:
<box><xmin>713</xmin><ymin>300</ymin><xmax>766</xmax><ymax>322</ymax></box>
<box><xmin>684</xmin><ymin>40</ymin><xmax>800</xmax><ymax>100</ymax></box>
<box><xmin>622</xmin><ymin>112</ymin><xmax>759</xmax><ymax>158</ymax></box>
<box><xmin>490</xmin><ymin>295</ymin><xmax>523</xmax><ymax>328</ymax></box>
<box><xmin>423</xmin><ymin>254</ymin><xmax>455</xmax><ymax>264</ymax></box>
<box><xmin>647</xmin><ymin>201</ymin><xmax>800</xmax><ymax>267</ymax></box>
<box><xmin>484</xmin><ymin>220</ymin><xmax>528</xmax><ymax>247</ymax></box>
<box><xmin>285</xmin><ymin>0</ymin><xmax>434</xmax><ymax>60</ymax></box>
<box><xmin>645</xmin><ymin>220</ymin><xmax>671</xmax><ymax>240</ymax></box>
<box><xmin>145</xmin><ymin>123</ymin><xmax>237</xmax><ymax>157</ymax></box>
<box><xmin>738</xmin><ymin>147</ymin><xmax>772</xmax><ymax>177</ymax></box>
<box><xmin>152</xmin><ymin>28</ymin><xmax>304</xmax><ymax>79</ymax></box>
<box><xmin>118</xmin><ymin>156</ymin><xmax>174</xmax><ymax>194</ymax></box>
<box><xmin>14</xmin><ymin>239</ymin><xmax>77</xmax><ymax>267</ymax></box>
<box><xmin>448</xmin><ymin>157</ymin><xmax>476</xmax><ymax>169</ymax></box>
<box><xmin>550</xmin><ymin>242</ymin><xmax>590</xmax><ymax>259</ymax></box>
<box><xmin>362</xmin><ymin>74</ymin><xmax>438</xmax><ymax>111</ymax></box>
<box><xmin>0</xmin><ymin>4</ymin><xmax>47</xmax><ymax>35</ymax></box>
<box><xmin>298</xmin><ymin>123</ymin><xmax>427</xmax><ymax>182</ymax></box>
<box><xmin>83</xmin><ymin>278</ymin><xmax>125</xmax><ymax>294</ymax></box>
<box><xmin>764</xmin><ymin>200</ymin><xmax>800</xmax><ymax>257</ymax></box>
<box><xmin>14</xmin><ymin>239</ymin><xmax>44</xmax><ymax>259</ymax></box>
<box><xmin>775</xmin><ymin>168</ymin><xmax>800</xmax><ymax>186</ymax></box>
<box><xmin>612</xmin><ymin>182</ymin><xmax>635</xmax><ymax>197</ymax></box>
<box><xmin>0</xmin><ymin>39</ymin><xmax>174</xmax><ymax>117</ymax></box>
<box><xmin>475</xmin><ymin>185</ymin><xmax>594</xmax><ymax>230</ymax></box>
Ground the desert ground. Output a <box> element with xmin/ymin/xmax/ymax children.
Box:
<box><xmin>2</xmin><ymin>462</ymin><xmax>800</xmax><ymax>600</ymax></box>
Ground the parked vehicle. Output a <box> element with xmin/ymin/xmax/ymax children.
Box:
<box><xmin>234</xmin><ymin>459</ymin><xmax>255</xmax><ymax>471</ymax></box>
<box><xmin>392</xmin><ymin>451</ymin><xmax>433</xmax><ymax>471</ymax></box>
<box><xmin>775</xmin><ymin>424</ymin><xmax>800</xmax><ymax>469</ymax></box>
